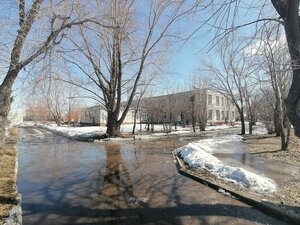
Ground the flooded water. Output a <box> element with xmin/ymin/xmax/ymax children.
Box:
<box><xmin>213</xmin><ymin>138</ymin><xmax>300</xmax><ymax>187</ymax></box>
<box><xmin>17</xmin><ymin>127</ymin><xmax>289</xmax><ymax>225</ymax></box>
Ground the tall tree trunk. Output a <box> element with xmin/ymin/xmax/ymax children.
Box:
<box><xmin>239</xmin><ymin>107</ymin><xmax>246</xmax><ymax>135</ymax></box>
<box><xmin>139</xmin><ymin>112</ymin><xmax>142</xmax><ymax>132</ymax></box>
<box><xmin>0</xmin><ymin>69</ymin><xmax>18</xmax><ymax>146</ymax></box>
<box><xmin>180</xmin><ymin>111</ymin><xmax>185</xmax><ymax>128</ymax></box>
<box><xmin>271</xmin><ymin>0</ymin><xmax>300</xmax><ymax>138</ymax></box>
<box><xmin>274</xmin><ymin>109</ymin><xmax>281</xmax><ymax>136</ymax></box>
<box><xmin>0</xmin><ymin>85</ymin><xmax>13</xmax><ymax>147</ymax></box>
<box><xmin>106</xmin><ymin>111</ymin><xmax>120</xmax><ymax>137</ymax></box>
<box><xmin>248</xmin><ymin>115</ymin><xmax>253</xmax><ymax>135</ymax></box>
<box><xmin>190</xmin><ymin>96</ymin><xmax>196</xmax><ymax>132</ymax></box>
<box><xmin>132</xmin><ymin>109</ymin><xmax>138</xmax><ymax>134</ymax></box>
<box><xmin>278</xmin><ymin>113</ymin><xmax>290</xmax><ymax>150</ymax></box>
<box><xmin>285</xmin><ymin>72</ymin><xmax>300</xmax><ymax>138</ymax></box>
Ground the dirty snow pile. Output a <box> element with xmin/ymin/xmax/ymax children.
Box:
<box><xmin>179</xmin><ymin>141</ymin><xmax>277</xmax><ymax>193</ymax></box>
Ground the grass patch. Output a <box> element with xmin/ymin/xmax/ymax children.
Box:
<box><xmin>0</xmin><ymin>127</ymin><xmax>18</xmax><ymax>224</ymax></box>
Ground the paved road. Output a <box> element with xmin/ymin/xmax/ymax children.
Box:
<box><xmin>17</xmin><ymin>127</ymin><xmax>290</xmax><ymax>225</ymax></box>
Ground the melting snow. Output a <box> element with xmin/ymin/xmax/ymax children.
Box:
<box><xmin>179</xmin><ymin>137</ymin><xmax>277</xmax><ymax>193</ymax></box>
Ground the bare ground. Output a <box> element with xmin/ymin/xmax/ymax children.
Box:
<box><xmin>242</xmin><ymin>131</ymin><xmax>300</xmax><ymax>209</ymax></box>
<box><xmin>0</xmin><ymin>128</ymin><xmax>18</xmax><ymax>225</ymax></box>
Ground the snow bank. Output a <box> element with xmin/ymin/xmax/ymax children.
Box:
<box><xmin>179</xmin><ymin>142</ymin><xmax>277</xmax><ymax>193</ymax></box>
<box><xmin>40</xmin><ymin>124</ymin><xmax>105</xmax><ymax>138</ymax></box>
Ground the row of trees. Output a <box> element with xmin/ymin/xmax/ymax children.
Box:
<box><xmin>0</xmin><ymin>0</ymin><xmax>199</xmax><ymax>144</ymax></box>
<box><xmin>203</xmin><ymin>24</ymin><xmax>292</xmax><ymax>149</ymax></box>
<box><xmin>1</xmin><ymin>0</ymin><xmax>300</xmax><ymax>147</ymax></box>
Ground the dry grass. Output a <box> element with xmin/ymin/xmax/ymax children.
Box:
<box><xmin>0</xmin><ymin>128</ymin><xmax>18</xmax><ymax>224</ymax></box>
<box><xmin>243</xmin><ymin>130</ymin><xmax>300</xmax><ymax>209</ymax></box>
<box><xmin>243</xmin><ymin>130</ymin><xmax>300</xmax><ymax>164</ymax></box>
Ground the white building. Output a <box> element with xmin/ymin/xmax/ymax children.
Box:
<box><xmin>80</xmin><ymin>105</ymin><xmax>136</xmax><ymax>125</ymax></box>
<box><xmin>81</xmin><ymin>89</ymin><xmax>236</xmax><ymax>126</ymax></box>
<box><xmin>206</xmin><ymin>89</ymin><xmax>236</xmax><ymax>124</ymax></box>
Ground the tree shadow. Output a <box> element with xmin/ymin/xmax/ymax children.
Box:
<box><xmin>22</xmin><ymin>201</ymin><xmax>296</xmax><ymax>225</ymax></box>
<box><xmin>18</xmin><ymin>135</ymin><xmax>292</xmax><ymax>225</ymax></box>
<box><xmin>249</xmin><ymin>149</ymin><xmax>284</xmax><ymax>155</ymax></box>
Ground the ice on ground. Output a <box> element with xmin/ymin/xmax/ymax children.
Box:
<box><xmin>179</xmin><ymin>142</ymin><xmax>277</xmax><ymax>193</ymax></box>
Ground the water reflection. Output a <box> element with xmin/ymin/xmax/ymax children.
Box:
<box><xmin>17</xmin><ymin>128</ymin><xmax>289</xmax><ymax>225</ymax></box>
<box><xmin>101</xmin><ymin>143</ymin><xmax>134</xmax><ymax>208</ymax></box>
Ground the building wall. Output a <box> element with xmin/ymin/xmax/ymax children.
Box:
<box><xmin>81</xmin><ymin>106</ymin><xmax>136</xmax><ymax>125</ymax></box>
<box><xmin>206</xmin><ymin>90</ymin><xmax>235</xmax><ymax>124</ymax></box>
<box><xmin>80</xmin><ymin>89</ymin><xmax>237</xmax><ymax>126</ymax></box>
<box><xmin>81</xmin><ymin>105</ymin><xmax>104</xmax><ymax>125</ymax></box>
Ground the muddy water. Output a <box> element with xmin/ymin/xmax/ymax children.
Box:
<box><xmin>213</xmin><ymin>139</ymin><xmax>300</xmax><ymax>187</ymax></box>
<box><xmin>17</xmin><ymin>128</ymin><xmax>288</xmax><ymax>225</ymax></box>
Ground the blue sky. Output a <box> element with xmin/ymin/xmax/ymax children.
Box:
<box><xmin>2</xmin><ymin>0</ymin><xmax>278</xmax><ymax>113</ymax></box>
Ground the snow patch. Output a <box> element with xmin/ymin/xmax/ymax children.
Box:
<box><xmin>190</xmin><ymin>135</ymin><xmax>242</xmax><ymax>153</ymax></box>
<box><xmin>40</xmin><ymin>124</ymin><xmax>105</xmax><ymax>138</ymax></box>
<box><xmin>179</xmin><ymin>142</ymin><xmax>277</xmax><ymax>193</ymax></box>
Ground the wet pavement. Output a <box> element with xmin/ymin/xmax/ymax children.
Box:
<box><xmin>17</xmin><ymin>127</ymin><xmax>290</xmax><ymax>225</ymax></box>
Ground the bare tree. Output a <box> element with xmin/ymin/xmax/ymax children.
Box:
<box><xmin>203</xmin><ymin>41</ymin><xmax>256</xmax><ymax>135</ymax></box>
<box><xmin>61</xmin><ymin>0</ymin><xmax>198</xmax><ymax>137</ymax></box>
<box><xmin>270</xmin><ymin>0</ymin><xmax>300</xmax><ymax>139</ymax></box>
<box><xmin>132</xmin><ymin>81</ymin><xmax>156</xmax><ymax>135</ymax></box>
<box><xmin>251</xmin><ymin>26</ymin><xmax>292</xmax><ymax>149</ymax></box>
<box><xmin>0</xmin><ymin>0</ymin><xmax>103</xmax><ymax>146</ymax></box>
<box><xmin>196</xmin><ymin>0</ymin><xmax>300</xmax><ymax>138</ymax></box>
<box><xmin>185</xmin><ymin>74</ymin><xmax>212</xmax><ymax>131</ymax></box>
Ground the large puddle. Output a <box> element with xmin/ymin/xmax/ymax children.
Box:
<box><xmin>213</xmin><ymin>139</ymin><xmax>299</xmax><ymax>186</ymax></box>
<box><xmin>17</xmin><ymin>127</ymin><xmax>289</xmax><ymax>225</ymax></box>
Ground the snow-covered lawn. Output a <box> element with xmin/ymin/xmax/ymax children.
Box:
<box><xmin>40</xmin><ymin>124</ymin><xmax>106</xmax><ymax>138</ymax></box>
<box><xmin>178</xmin><ymin>134</ymin><xmax>276</xmax><ymax>193</ymax></box>
<box><xmin>35</xmin><ymin>123</ymin><xmax>236</xmax><ymax>139</ymax></box>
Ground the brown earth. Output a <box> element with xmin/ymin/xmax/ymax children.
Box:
<box><xmin>243</xmin><ymin>131</ymin><xmax>300</xmax><ymax>209</ymax></box>
<box><xmin>0</xmin><ymin>128</ymin><xmax>18</xmax><ymax>225</ymax></box>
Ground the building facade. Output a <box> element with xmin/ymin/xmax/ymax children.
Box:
<box><xmin>206</xmin><ymin>89</ymin><xmax>236</xmax><ymax>124</ymax></box>
<box><xmin>138</xmin><ymin>89</ymin><xmax>236</xmax><ymax>125</ymax></box>
<box><xmin>80</xmin><ymin>105</ymin><xmax>136</xmax><ymax>125</ymax></box>
<box><xmin>80</xmin><ymin>89</ymin><xmax>236</xmax><ymax>126</ymax></box>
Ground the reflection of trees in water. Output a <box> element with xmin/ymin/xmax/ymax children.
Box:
<box><xmin>102</xmin><ymin>143</ymin><xmax>135</xmax><ymax>210</ymax></box>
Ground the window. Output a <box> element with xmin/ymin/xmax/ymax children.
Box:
<box><xmin>232</xmin><ymin>111</ymin><xmax>235</xmax><ymax>120</ymax></box>
<box><xmin>216</xmin><ymin>110</ymin><xmax>220</xmax><ymax>120</ymax></box>
<box><xmin>227</xmin><ymin>99</ymin><xmax>230</xmax><ymax>106</ymax></box>
<box><xmin>221</xmin><ymin>97</ymin><xmax>224</xmax><ymax>106</ymax></box>
<box><xmin>226</xmin><ymin>111</ymin><xmax>229</xmax><ymax>119</ymax></box>
<box><xmin>221</xmin><ymin>111</ymin><xmax>224</xmax><ymax>120</ymax></box>
<box><xmin>208</xmin><ymin>95</ymin><xmax>212</xmax><ymax>105</ymax></box>
<box><xmin>216</xmin><ymin>96</ymin><xmax>219</xmax><ymax>106</ymax></box>
<box><xmin>208</xmin><ymin>110</ymin><xmax>213</xmax><ymax>120</ymax></box>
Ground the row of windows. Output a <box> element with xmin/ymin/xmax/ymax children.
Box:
<box><xmin>208</xmin><ymin>95</ymin><xmax>230</xmax><ymax>106</ymax></box>
<box><xmin>208</xmin><ymin>110</ymin><xmax>235</xmax><ymax>120</ymax></box>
